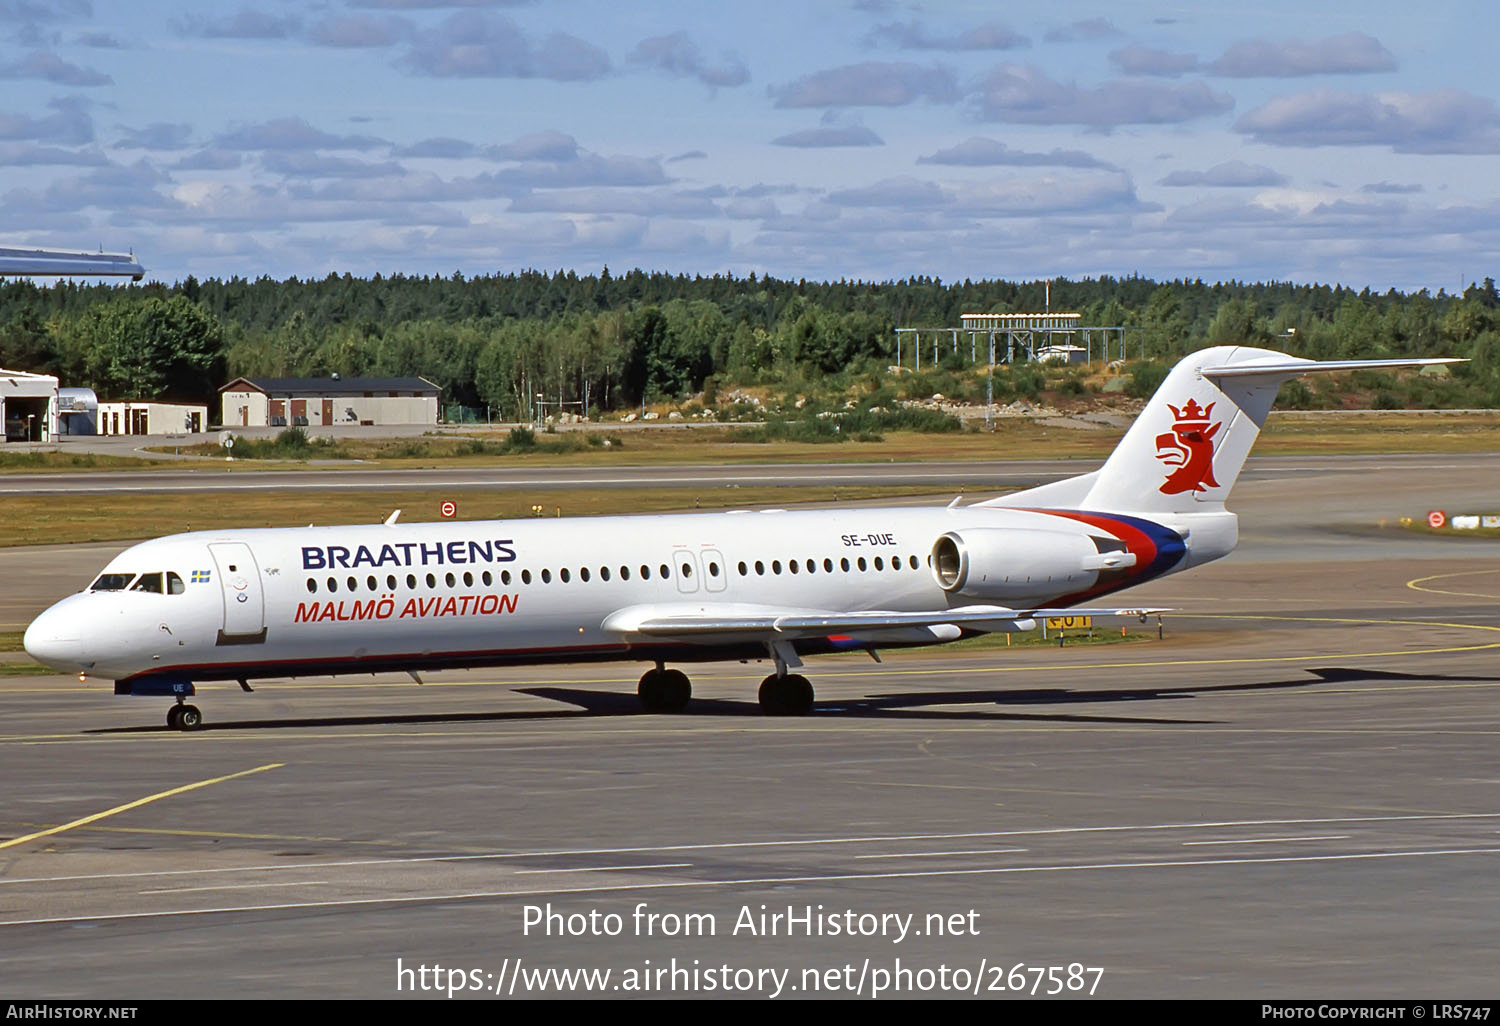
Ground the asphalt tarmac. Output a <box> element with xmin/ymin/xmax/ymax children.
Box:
<box><xmin>0</xmin><ymin>453</ymin><xmax>1498</xmax><ymax>999</ymax></box>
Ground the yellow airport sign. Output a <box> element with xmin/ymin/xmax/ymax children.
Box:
<box><xmin>1046</xmin><ymin>616</ymin><xmax>1093</xmax><ymax>630</ymax></box>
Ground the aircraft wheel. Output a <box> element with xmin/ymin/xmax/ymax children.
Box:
<box><xmin>758</xmin><ymin>674</ymin><xmax>814</xmax><ymax>716</ymax></box>
<box><xmin>166</xmin><ymin>705</ymin><xmax>182</xmax><ymax>729</ymax></box>
<box><xmin>659</xmin><ymin>669</ymin><xmax>691</xmax><ymax>712</ymax></box>
<box><xmin>639</xmin><ymin>668</ymin><xmax>691</xmax><ymax>713</ymax></box>
<box><xmin>176</xmin><ymin>705</ymin><xmax>203</xmax><ymax>731</ymax></box>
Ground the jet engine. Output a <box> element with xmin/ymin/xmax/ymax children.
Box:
<box><xmin>930</xmin><ymin>528</ymin><xmax>1134</xmax><ymax>602</ymax></box>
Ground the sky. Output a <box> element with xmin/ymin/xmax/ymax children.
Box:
<box><xmin>1</xmin><ymin>0</ymin><xmax>1497</xmax><ymax>291</ymax></box>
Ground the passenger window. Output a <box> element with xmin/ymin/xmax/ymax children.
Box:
<box><xmin>840</xmin><ymin>558</ymin><xmax>850</xmax><ymax>572</ymax></box>
<box><xmin>328</xmin><ymin>577</ymin><xmax>338</xmax><ymax>593</ymax></box>
<box><xmin>640</xmin><ymin>565</ymin><xmax>650</xmax><ymax>580</ymax></box>
<box><xmin>426</xmin><ymin>573</ymin><xmax>436</xmax><ymax>588</ymax></box>
<box><xmin>874</xmin><ymin>557</ymin><xmax>884</xmax><ymax>571</ymax></box>
<box><xmin>541</xmin><ymin>569</ymin><xmax>552</xmax><ymax>584</ymax></box>
<box><xmin>708</xmin><ymin>562</ymin><xmax>719</xmax><ymax>577</ymax></box>
<box><xmin>463</xmin><ymin>571</ymin><xmax>474</xmax><ymax>587</ymax></box>
<box><xmin>621</xmin><ymin>566</ymin><xmax>630</xmax><ymax>581</ymax></box>
<box><xmin>772</xmin><ymin>560</ymin><xmax>782</xmax><ymax>575</ymax></box>
<box><xmin>445</xmin><ymin>572</ymin><xmax>456</xmax><ymax>588</ymax></box>
<box><xmin>521</xmin><ymin>570</ymin><xmax>532</xmax><ymax>584</ymax></box>
<box><xmin>738</xmin><ymin>561</ymin><xmax>748</xmax><ymax>576</ymax></box>
<box><xmin>857</xmin><ymin>557</ymin><xmax>867</xmax><ymax>571</ymax></box>
<box><xmin>823</xmin><ymin>558</ymin><xmax>833</xmax><ymax>572</ymax></box>
<box><xmin>659</xmin><ymin>563</ymin><xmax>670</xmax><ymax>578</ymax></box>
<box><xmin>805</xmin><ymin>559</ymin><xmax>815</xmax><ymax>573</ymax></box>
<box><xmin>167</xmin><ymin>572</ymin><xmax>186</xmax><ymax>595</ymax></box>
<box><xmin>132</xmin><ymin>573</ymin><xmax>164</xmax><ymax>593</ymax></box>
<box><xmin>306</xmin><ymin>579</ymin><xmax>317</xmax><ymax>594</ymax></box>
<box><xmin>755</xmin><ymin>560</ymin><xmax>765</xmax><ymax>575</ymax></box>
<box><xmin>367</xmin><ymin>575</ymin><xmax>377</xmax><ymax>591</ymax></box>
<box><xmin>560</xmin><ymin>568</ymin><xmax>570</xmax><ymax>583</ymax></box>
<box><xmin>346</xmin><ymin>576</ymin><xmax>357</xmax><ymax>592</ymax></box>
<box><xmin>909</xmin><ymin>555</ymin><xmax>919</xmax><ymax>570</ymax></box>
<box><xmin>407</xmin><ymin>574</ymin><xmax>417</xmax><ymax>589</ymax></box>
<box><xmin>788</xmin><ymin>560</ymin><xmax>798</xmax><ymax>575</ymax></box>
<box><xmin>500</xmin><ymin>570</ymin><xmax>511</xmax><ymax>585</ymax></box>
<box><xmin>580</xmin><ymin>567</ymin><xmax>590</xmax><ymax>582</ymax></box>
<box><xmin>680</xmin><ymin>561</ymin><xmax>692</xmax><ymax>578</ymax></box>
<box><xmin>482</xmin><ymin>571</ymin><xmax>493</xmax><ymax>586</ymax></box>
<box><xmin>601</xmin><ymin>567</ymin><xmax>611</xmax><ymax>582</ymax></box>
<box><xmin>387</xmin><ymin>574</ymin><xmax>398</xmax><ymax>590</ymax></box>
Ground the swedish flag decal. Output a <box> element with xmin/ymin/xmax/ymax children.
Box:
<box><xmin>191</xmin><ymin>569</ymin><xmax>212</xmax><ymax>584</ymax></box>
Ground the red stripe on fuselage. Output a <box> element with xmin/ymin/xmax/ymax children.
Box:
<box><xmin>1018</xmin><ymin>508</ymin><xmax>1160</xmax><ymax>605</ymax></box>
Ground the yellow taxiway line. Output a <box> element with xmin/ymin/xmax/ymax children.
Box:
<box><xmin>0</xmin><ymin>762</ymin><xmax>282</xmax><ymax>851</ymax></box>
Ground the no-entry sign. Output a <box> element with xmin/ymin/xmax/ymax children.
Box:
<box><xmin>1427</xmin><ymin>510</ymin><xmax>1447</xmax><ymax>529</ymax></box>
<box><xmin>440</xmin><ymin>500</ymin><xmax>457</xmax><ymax>519</ymax></box>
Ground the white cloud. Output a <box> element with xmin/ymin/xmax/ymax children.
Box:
<box><xmin>1236</xmin><ymin>88</ymin><xmax>1500</xmax><ymax>154</ymax></box>
<box><xmin>1109</xmin><ymin>44</ymin><xmax>1199</xmax><ymax>78</ymax></box>
<box><xmin>213</xmin><ymin>117</ymin><xmax>388</xmax><ymax>151</ymax></box>
<box><xmin>628</xmin><ymin>32</ymin><xmax>748</xmax><ymax>89</ymax></box>
<box><xmin>402</xmin><ymin>12</ymin><xmax>609</xmax><ymax>81</ymax></box>
<box><xmin>868</xmin><ymin>20</ymin><xmax>1029</xmax><ymax>52</ymax></box>
<box><xmin>971</xmin><ymin>64</ymin><xmax>1233</xmax><ymax>127</ymax></box>
<box><xmin>770</xmin><ymin>62</ymin><xmax>959</xmax><ymax>108</ymax></box>
<box><xmin>917</xmin><ymin>137</ymin><xmax>1115</xmax><ymax>170</ymax></box>
<box><xmin>0</xmin><ymin>51</ymin><xmax>111</xmax><ymax>86</ymax></box>
<box><xmin>1207</xmin><ymin>33</ymin><xmax>1397</xmax><ymax>77</ymax></box>
<box><xmin>1159</xmin><ymin>160</ymin><xmax>1288</xmax><ymax>187</ymax></box>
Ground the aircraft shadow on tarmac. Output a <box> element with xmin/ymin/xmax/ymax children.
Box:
<box><xmin>80</xmin><ymin>664</ymin><xmax>1494</xmax><ymax>734</ymax></box>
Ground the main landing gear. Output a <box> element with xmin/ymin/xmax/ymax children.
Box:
<box><xmin>638</xmin><ymin>663</ymin><xmax>692</xmax><ymax>713</ymax></box>
<box><xmin>166</xmin><ymin>698</ymin><xmax>202</xmax><ymax>731</ymax></box>
<box><xmin>758</xmin><ymin>673</ymin><xmax>814</xmax><ymax>716</ymax></box>
<box><xmin>637</xmin><ymin>661</ymin><xmax>816</xmax><ymax>716</ymax></box>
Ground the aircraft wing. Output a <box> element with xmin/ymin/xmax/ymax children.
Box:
<box><xmin>602</xmin><ymin>602</ymin><xmax>1165</xmax><ymax>640</ymax></box>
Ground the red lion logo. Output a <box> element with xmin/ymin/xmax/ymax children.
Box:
<box><xmin>1155</xmin><ymin>398</ymin><xmax>1221</xmax><ymax>495</ymax></box>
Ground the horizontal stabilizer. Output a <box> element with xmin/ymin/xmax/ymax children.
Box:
<box><xmin>1202</xmin><ymin>356</ymin><xmax>1463</xmax><ymax>380</ymax></box>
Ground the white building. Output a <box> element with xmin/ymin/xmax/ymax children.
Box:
<box><xmin>219</xmin><ymin>376</ymin><xmax>440</xmax><ymax>428</ymax></box>
<box><xmin>96</xmin><ymin>401</ymin><xmax>207</xmax><ymax>436</ymax></box>
<box><xmin>0</xmin><ymin>367</ymin><xmax>58</xmax><ymax>442</ymax></box>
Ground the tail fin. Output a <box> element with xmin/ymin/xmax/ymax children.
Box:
<box><xmin>994</xmin><ymin>346</ymin><xmax>1460</xmax><ymax>515</ymax></box>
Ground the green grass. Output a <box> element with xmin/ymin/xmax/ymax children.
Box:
<box><xmin>0</xmin><ymin>450</ymin><xmax>167</xmax><ymax>472</ymax></box>
<box><xmin>0</xmin><ymin>661</ymin><xmax>55</xmax><ymax>676</ymax></box>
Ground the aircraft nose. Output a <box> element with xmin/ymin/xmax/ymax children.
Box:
<box><xmin>24</xmin><ymin>602</ymin><xmax>85</xmax><ymax>670</ymax></box>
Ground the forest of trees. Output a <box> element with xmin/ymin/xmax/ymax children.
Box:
<box><xmin>3</xmin><ymin>268</ymin><xmax>1499</xmax><ymax>420</ymax></box>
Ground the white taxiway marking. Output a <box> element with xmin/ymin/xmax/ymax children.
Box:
<box><xmin>138</xmin><ymin>880</ymin><xmax>331</xmax><ymax>895</ymax></box>
<box><xmin>1182</xmin><ymin>835</ymin><xmax>1351</xmax><ymax>846</ymax></box>
<box><xmin>2</xmin><ymin>812</ymin><xmax>1496</xmax><ymax>887</ymax></box>
<box><xmin>854</xmin><ymin>848</ymin><xmax>1029</xmax><ymax>859</ymax></box>
<box><xmin>5</xmin><ymin>847</ymin><xmax>1500</xmax><ymax>927</ymax></box>
<box><xmin>510</xmin><ymin>863</ymin><xmax>692</xmax><ymax>875</ymax></box>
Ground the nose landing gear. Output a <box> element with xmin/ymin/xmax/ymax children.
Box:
<box><xmin>166</xmin><ymin>699</ymin><xmax>202</xmax><ymax>731</ymax></box>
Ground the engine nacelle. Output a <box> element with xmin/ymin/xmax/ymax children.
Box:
<box><xmin>930</xmin><ymin>528</ymin><xmax>1106</xmax><ymax>602</ymax></box>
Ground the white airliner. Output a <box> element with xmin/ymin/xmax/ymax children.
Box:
<box><xmin>25</xmin><ymin>346</ymin><xmax>1455</xmax><ymax>729</ymax></box>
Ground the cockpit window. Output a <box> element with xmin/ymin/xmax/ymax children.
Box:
<box><xmin>131</xmin><ymin>572</ymin><xmax>165</xmax><ymax>594</ymax></box>
<box><xmin>167</xmin><ymin>572</ymin><xmax>186</xmax><ymax>595</ymax></box>
<box><xmin>90</xmin><ymin>573</ymin><xmax>136</xmax><ymax>592</ymax></box>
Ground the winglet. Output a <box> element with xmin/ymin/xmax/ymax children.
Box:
<box><xmin>384</xmin><ymin>509</ymin><xmax>401</xmax><ymax>526</ymax></box>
